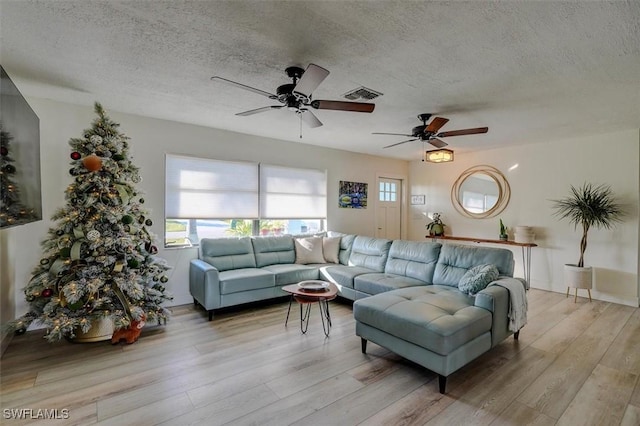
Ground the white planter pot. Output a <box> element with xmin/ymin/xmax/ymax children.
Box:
<box><xmin>72</xmin><ymin>317</ymin><xmax>114</xmax><ymax>343</ymax></box>
<box><xmin>564</xmin><ymin>264</ymin><xmax>593</xmax><ymax>289</ymax></box>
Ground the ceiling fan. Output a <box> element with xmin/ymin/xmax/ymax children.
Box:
<box><xmin>211</xmin><ymin>64</ymin><xmax>375</xmax><ymax>129</ymax></box>
<box><xmin>373</xmin><ymin>113</ymin><xmax>488</xmax><ymax>149</ymax></box>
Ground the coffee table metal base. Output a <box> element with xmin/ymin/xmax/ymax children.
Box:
<box><xmin>285</xmin><ymin>295</ymin><xmax>333</xmax><ymax>337</ymax></box>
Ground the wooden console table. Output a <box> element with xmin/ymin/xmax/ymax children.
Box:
<box><xmin>428</xmin><ymin>235</ymin><xmax>537</xmax><ymax>287</ymax></box>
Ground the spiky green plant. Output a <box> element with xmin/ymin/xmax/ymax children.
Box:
<box><xmin>551</xmin><ymin>183</ymin><xmax>624</xmax><ymax>267</ymax></box>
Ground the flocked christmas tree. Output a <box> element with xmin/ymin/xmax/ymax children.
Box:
<box><xmin>0</xmin><ymin>123</ymin><xmax>37</xmax><ymax>227</ymax></box>
<box><xmin>9</xmin><ymin>103</ymin><xmax>172</xmax><ymax>341</ymax></box>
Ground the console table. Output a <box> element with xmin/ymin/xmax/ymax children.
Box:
<box><xmin>428</xmin><ymin>235</ymin><xmax>537</xmax><ymax>287</ymax></box>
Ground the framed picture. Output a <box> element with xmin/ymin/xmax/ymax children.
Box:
<box><xmin>339</xmin><ymin>180</ymin><xmax>368</xmax><ymax>209</ymax></box>
<box><xmin>411</xmin><ymin>195</ymin><xmax>425</xmax><ymax>205</ymax></box>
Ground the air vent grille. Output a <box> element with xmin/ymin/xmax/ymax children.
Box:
<box><xmin>343</xmin><ymin>86</ymin><xmax>383</xmax><ymax>100</ymax></box>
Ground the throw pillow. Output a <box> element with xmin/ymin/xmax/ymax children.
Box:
<box><xmin>458</xmin><ymin>264</ymin><xmax>500</xmax><ymax>295</ymax></box>
<box><xmin>322</xmin><ymin>236</ymin><xmax>341</xmax><ymax>263</ymax></box>
<box><xmin>294</xmin><ymin>236</ymin><xmax>325</xmax><ymax>264</ymax></box>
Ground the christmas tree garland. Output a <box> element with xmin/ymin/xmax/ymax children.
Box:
<box><xmin>7</xmin><ymin>103</ymin><xmax>172</xmax><ymax>341</ymax></box>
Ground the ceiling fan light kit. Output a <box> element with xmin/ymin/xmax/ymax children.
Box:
<box><xmin>425</xmin><ymin>148</ymin><xmax>454</xmax><ymax>163</ymax></box>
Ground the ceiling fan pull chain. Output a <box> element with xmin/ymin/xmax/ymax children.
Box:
<box><xmin>299</xmin><ymin>114</ymin><xmax>303</xmax><ymax>139</ymax></box>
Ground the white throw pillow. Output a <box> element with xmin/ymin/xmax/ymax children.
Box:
<box><xmin>322</xmin><ymin>236</ymin><xmax>341</xmax><ymax>263</ymax></box>
<box><xmin>294</xmin><ymin>237</ymin><xmax>325</xmax><ymax>264</ymax></box>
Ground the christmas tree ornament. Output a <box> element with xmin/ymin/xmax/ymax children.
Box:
<box><xmin>122</xmin><ymin>215</ymin><xmax>133</xmax><ymax>224</ymax></box>
<box><xmin>138</xmin><ymin>216</ymin><xmax>145</xmax><ymax>224</ymax></box>
<box><xmin>139</xmin><ymin>198</ymin><xmax>145</xmax><ymax>204</ymax></box>
<box><xmin>86</xmin><ymin>229</ymin><xmax>100</xmax><ymax>241</ymax></box>
<box><xmin>1</xmin><ymin>146</ymin><xmax>8</xmax><ymax>156</ymax></box>
<box><xmin>40</xmin><ymin>258</ymin><xmax>50</xmax><ymax>265</ymax></box>
<box><xmin>160</xmin><ymin>276</ymin><xmax>168</xmax><ymax>283</ymax></box>
<box><xmin>82</xmin><ymin>154</ymin><xmax>103</xmax><ymax>172</ymax></box>
<box><xmin>41</xmin><ymin>288</ymin><xmax>53</xmax><ymax>298</ymax></box>
<box><xmin>145</xmin><ymin>219</ymin><xmax>153</xmax><ymax>226</ymax></box>
<box><xmin>127</xmin><ymin>259</ymin><xmax>140</xmax><ymax>269</ymax></box>
<box><xmin>112</xmin><ymin>154</ymin><xmax>124</xmax><ymax>161</ymax></box>
<box><xmin>90</xmin><ymin>135</ymin><xmax>103</xmax><ymax>144</ymax></box>
<box><xmin>70</xmin><ymin>152</ymin><xmax>81</xmax><ymax>160</ymax></box>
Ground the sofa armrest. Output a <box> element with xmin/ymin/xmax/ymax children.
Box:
<box><xmin>189</xmin><ymin>259</ymin><xmax>221</xmax><ymax>311</ymax></box>
<box><xmin>474</xmin><ymin>284</ymin><xmax>511</xmax><ymax>347</ymax></box>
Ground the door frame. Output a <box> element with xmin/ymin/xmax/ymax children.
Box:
<box><xmin>375</xmin><ymin>172</ymin><xmax>408</xmax><ymax>240</ymax></box>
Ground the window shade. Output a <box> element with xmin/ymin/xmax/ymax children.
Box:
<box><xmin>260</xmin><ymin>164</ymin><xmax>327</xmax><ymax>219</ymax></box>
<box><xmin>165</xmin><ymin>155</ymin><xmax>259</xmax><ymax>219</ymax></box>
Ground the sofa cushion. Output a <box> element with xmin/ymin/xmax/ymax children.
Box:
<box><xmin>354</xmin><ymin>273</ymin><xmax>426</xmax><ymax>296</ymax></box>
<box><xmin>219</xmin><ymin>268</ymin><xmax>275</xmax><ymax>294</ymax></box>
<box><xmin>319</xmin><ymin>265</ymin><xmax>374</xmax><ymax>289</ymax></box>
<box><xmin>252</xmin><ymin>236</ymin><xmax>296</xmax><ymax>267</ymax></box>
<box><xmin>433</xmin><ymin>244</ymin><xmax>514</xmax><ymax>287</ymax></box>
<box><xmin>327</xmin><ymin>232</ymin><xmax>356</xmax><ymax>265</ymax></box>
<box><xmin>322</xmin><ymin>236</ymin><xmax>341</xmax><ymax>263</ymax></box>
<box><xmin>353</xmin><ymin>286</ymin><xmax>492</xmax><ymax>356</ymax></box>
<box><xmin>262</xmin><ymin>263</ymin><xmax>320</xmax><ymax>286</ymax></box>
<box><xmin>385</xmin><ymin>240</ymin><xmax>441</xmax><ymax>283</ymax></box>
<box><xmin>200</xmin><ymin>237</ymin><xmax>256</xmax><ymax>271</ymax></box>
<box><xmin>348</xmin><ymin>236</ymin><xmax>392</xmax><ymax>272</ymax></box>
<box><xmin>458</xmin><ymin>264</ymin><xmax>500</xmax><ymax>295</ymax></box>
<box><xmin>294</xmin><ymin>236</ymin><xmax>325</xmax><ymax>264</ymax></box>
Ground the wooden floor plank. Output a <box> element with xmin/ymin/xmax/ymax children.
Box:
<box><xmin>600</xmin><ymin>308</ymin><xmax>640</xmax><ymax>375</ymax></box>
<box><xmin>556</xmin><ymin>364</ymin><xmax>637</xmax><ymax>426</ymax></box>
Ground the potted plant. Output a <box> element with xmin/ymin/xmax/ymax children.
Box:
<box><xmin>426</xmin><ymin>213</ymin><xmax>446</xmax><ymax>236</ymax></box>
<box><xmin>499</xmin><ymin>219</ymin><xmax>508</xmax><ymax>241</ymax></box>
<box><xmin>551</xmin><ymin>183</ymin><xmax>624</xmax><ymax>293</ymax></box>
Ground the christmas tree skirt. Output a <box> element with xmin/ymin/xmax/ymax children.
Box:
<box><xmin>72</xmin><ymin>317</ymin><xmax>114</xmax><ymax>343</ymax></box>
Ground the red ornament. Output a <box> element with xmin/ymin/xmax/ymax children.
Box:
<box><xmin>82</xmin><ymin>154</ymin><xmax>103</xmax><ymax>172</ymax></box>
<box><xmin>1</xmin><ymin>146</ymin><xmax>8</xmax><ymax>156</ymax></box>
<box><xmin>70</xmin><ymin>151</ymin><xmax>81</xmax><ymax>160</ymax></box>
<box><xmin>41</xmin><ymin>288</ymin><xmax>53</xmax><ymax>298</ymax></box>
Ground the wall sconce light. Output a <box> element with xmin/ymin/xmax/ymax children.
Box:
<box><xmin>425</xmin><ymin>148</ymin><xmax>454</xmax><ymax>163</ymax></box>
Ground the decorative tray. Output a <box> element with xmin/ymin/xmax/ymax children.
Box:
<box><xmin>298</xmin><ymin>281</ymin><xmax>330</xmax><ymax>292</ymax></box>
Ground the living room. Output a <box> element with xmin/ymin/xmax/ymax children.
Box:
<box><xmin>1</xmin><ymin>1</ymin><xmax>639</xmax><ymax>424</ymax></box>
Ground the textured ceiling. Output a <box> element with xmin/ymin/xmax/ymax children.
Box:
<box><xmin>1</xmin><ymin>1</ymin><xmax>639</xmax><ymax>160</ymax></box>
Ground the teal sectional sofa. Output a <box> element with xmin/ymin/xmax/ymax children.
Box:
<box><xmin>189</xmin><ymin>233</ymin><xmax>526</xmax><ymax>393</ymax></box>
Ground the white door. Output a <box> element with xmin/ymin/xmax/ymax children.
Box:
<box><xmin>376</xmin><ymin>177</ymin><xmax>402</xmax><ymax>239</ymax></box>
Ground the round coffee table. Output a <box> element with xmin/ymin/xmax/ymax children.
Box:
<box><xmin>282</xmin><ymin>281</ymin><xmax>338</xmax><ymax>337</ymax></box>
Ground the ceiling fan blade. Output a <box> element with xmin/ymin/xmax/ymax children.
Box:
<box><xmin>425</xmin><ymin>117</ymin><xmax>450</xmax><ymax>133</ymax></box>
<box><xmin>211</xmin><ymin>76</ymin><xmax>277</xmax><ymax>99</ymax></box>
<box><xmin>428</xmin><ymin>138</ymin><xmax>448</xmax><ymax>148</ymax></box>
<box><xmin>372</xmin><ymin>132</ymin><xmax>413</xmax><ymax>137</ymax></box>
<box><xmin>436</xmin><ymin>127</ymin><xmax>489</xmax><ymax>137</ymax></box>
<box><xmin>311</xmin><ymin>100</ymin><xmax>375</xmax><ymax>113</ymax></box>
<box><xmin>236</xmin><ymin>105</ymin><xmax>283</xmax><ymax>116</ymax></box>
<box><xmin>383</xmin><ymin>138</ymin><xmax>418</xmax><ymax>149</ymax></box>
<box><xmin>293</xmin><ymin>64</ymin><xmax>330</xmax><ymax>97</ymax></box>
<box><xmin>300</xmin><ymin>109</ymin><xmax>323</xmax><ymax>128</ymax></box>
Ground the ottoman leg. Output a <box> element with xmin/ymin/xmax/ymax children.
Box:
<box><xmin>439</xmin><ymin>375</ymin><xmax>447</xmax><ymax>394</ymax></box>
<box><xmin>514</xmin><ymin>330</ymin><xmax>520</xmax><ymax>340</ymax></box>
<box><xmin>361</xmin><ymin>338</ymin><xmax>367</xmax><ymax>354</ymax></box>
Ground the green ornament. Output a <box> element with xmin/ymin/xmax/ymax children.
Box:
<box><xmin>128</xmin><ymin>259</ymin><xmax>140</xmax><ymax>269</ymax></box>
<box><xmin>160</xmin><ymin>276</ymin><xmax>168</xmax><ymax>283</ymax></box>
<box><xmin>112</xmin><ymin>154</ymin><xmax>124</xmax><ymax>161</ymax></box>
<box><xmin>122</xmin><ymin>215</ymin><xmax>134</xmax><ymax>225</ymax></box>
<box><xmin>68</xmin><ymin>301</ymin><xmax>83</xmax><ymax>311</ymax></box>
<box><xmin>60</xmin><ymin>247</ymin><xmax>71</xmax><ymax>258</ymax></box>
<box><xmin>139</xmin><ymin>198</ymin><xmax>145</xmax><ymax>204</ymax></box>
<box><xmin>145</xmin><ymin>219</ymin><xmax>153</xmax><ymax>226</ymax></box>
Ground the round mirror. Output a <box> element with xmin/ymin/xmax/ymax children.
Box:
<box><xmin>451</xmin><ymin>165</ymin><xmax>510</xmax><ymax>218</ymax></box>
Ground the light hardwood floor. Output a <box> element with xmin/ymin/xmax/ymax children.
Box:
<box><xmin>1</xmin><ymin>288</ymin><xmax>640</xmax><ymax>426</ymax></box>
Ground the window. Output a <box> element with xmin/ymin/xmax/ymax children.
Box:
<box><xmin>379</xmin><ymin>181</ymin><xmax>397</xmax><ymax>202</ymax></box>
<box><xmin>165</xmin><ymin>155</ymin><xmax>327</xmax><ymax>247</ymax></box>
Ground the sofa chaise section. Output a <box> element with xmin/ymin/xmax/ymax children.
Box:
<box><xmin>354</xmin><ymin>243</ymin><xmax>521</xmax><ymax>394</ymax></box>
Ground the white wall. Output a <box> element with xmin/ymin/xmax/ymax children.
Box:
<box><xmin>0</xmin><ymin>98</ymin><xmax>409</xmax><ymax>326</ymax></box>
<box><xmin>408</xmin><ymin>129</ymin><xmax>640</xmax><ymax>306</ymax></box>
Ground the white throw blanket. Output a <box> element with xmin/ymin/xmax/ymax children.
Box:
<box><xmin>488</xmin><ymin>278</ymin><xmax>528</xmax><ymax>332</ymax></box>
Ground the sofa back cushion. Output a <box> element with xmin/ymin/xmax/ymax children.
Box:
<box><xmin>348</xmin><ymin>236</ymin><xmax>392</xmax><ymax>272</ymax></box>
<box><xmin>200</xmin><ymin>237</ymin><xmax>256</xmax><ymax>271</ymax></box>
<box><xmin>327</xmin><ymin>231</ymin><xmax>356</xmax><ymax>265</ymax></box>
<box><xmin>385</xmin><ymin>240</ymin><xmax>442</xmax><ymax>283</ymax></box>
<box><xmin>433</xmin><ymin>244</ymin><xmax>514</xmax><ymax>287</ymax></box>
<box><xmin>252</xmin><ymin>236</ymin><xmax>296</xmax><ymax>267</ymax></box>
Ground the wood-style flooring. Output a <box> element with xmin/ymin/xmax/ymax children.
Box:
<box><xmin>1</xmin><ymin>288</ymin><xmax>640</xmax><ymax>425</ymax></box>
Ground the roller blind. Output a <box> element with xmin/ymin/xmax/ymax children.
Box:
<box><xmin>165</xmin><ymin>154</ymin><xmax>259</xmax><ymax>219</ymax></box>
<box><xmin>260</xmin><ymin>164</ymin><xmax>327</xmax><ymax>219</ymax></box>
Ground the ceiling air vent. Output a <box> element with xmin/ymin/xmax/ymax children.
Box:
<box><xmin>343</xmin><ymin>86</ymin><xmax>383</xmax><ymax>100</ymax></box>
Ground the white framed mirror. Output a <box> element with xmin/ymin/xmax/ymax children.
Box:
<box><xmin>451</xmin><ymin>165</ymin><xmax>510</xmax><ymax>218</ymax></box>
